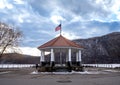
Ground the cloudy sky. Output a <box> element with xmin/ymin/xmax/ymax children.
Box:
<box><xmin>0</xmin><ymin>0</ymin><xmax>120</xmax><ymax>48</ymax></box>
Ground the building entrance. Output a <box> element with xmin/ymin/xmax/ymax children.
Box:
<box><xmin>55</xmin><ymin>52</ymin><xmax>66</xmax><ymax>66</ymax></box>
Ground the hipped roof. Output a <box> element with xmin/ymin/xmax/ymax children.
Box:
<box><xmin>38</xmin><ymin>35</ymin><xmax>83</xmax><ymax>49</ymax></box>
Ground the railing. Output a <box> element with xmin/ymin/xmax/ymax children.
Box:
<box><xmin>0</xmin><ymin>64</ymin><xmax>120</xmax><ymax>68</ymax></box>
<box><xmin>82</xmin><ymin>64</ymin><xmax>120</xmax><ymax>68</ymax></box>
<box><xmin>0</xmin><ymin>64</ymin><xmax>35</xmax><ymax>68</ymax></box>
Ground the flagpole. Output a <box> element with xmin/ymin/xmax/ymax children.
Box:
<box><xmin>60</xmin><ymin>21</ymin><xmax>62</xmax><ymax>35</ymax></box>
<box><xmin>59</xmin><ymin>21</ymin><xmax>62</xmax><ymax>66</ymax></box>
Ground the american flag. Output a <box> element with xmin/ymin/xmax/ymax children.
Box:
<box><xmin>55</xmin><ymin>24</ymin><xmax>61</xmax><ymax>31</ymax></box>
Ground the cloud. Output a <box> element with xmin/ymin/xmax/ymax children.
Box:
<box><xmin>62</xmin><ymin>31</ymin><xmax>81</xmax><ymax>40</ymax></box>
<box><xmin>19</xmin><ymin>47</ymin><xmax>40</xmax><ymax>56</ymax></box>
<box><xmin>1</xmin><ymin>46</ymin><xmax>40</xmax><ymax>56</ymax></box>
<box><xmin>19</xmin><ymin>47</ymin><xmax>50</xmax><ymax>56</ymax></box>
<box><xmin>0</xmin><ymin>0</ymin><xmax>13</xmax><ymax>9</ymax></box>
<box><xmin>50</xmin><ymin>15</ymin><xmax>65</xmax><ymax>24</ymax></box>
<box><xmin>47</xmin><ymin>0</ymin><xmax>111</xmax><ymax>22</ymax></box>
<box><xmin>0</xmin><ymin>0</ymin><xmax>120</xmax><ymax>47</ymax></box>
<box><xmin>13</xmin><ymin>0</ymin><xmax>25</xmax><ymax>4</ymax></box>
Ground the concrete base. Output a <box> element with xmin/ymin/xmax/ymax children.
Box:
<box><xmin>38</xmin><ymin>61</ymin><xmax>83</xmax><ymax>72</ymax></box>
<box><xmin>72</xmin><ymin>66</ymin><xmax>84</xmax><ymax>71</ymax></box>
<box><xmin>41</xmin><ymin>62</ymin><xmax>46</xmax><ymax>66</ymax></box>
<box><xmin>38</xmin><ymin>66</ymin><xmax>84</xmax><ymax>72</ymax></box>
<box><xmin>76</xmin><ymin>61</ymin><xmax>81</xmax><ymax>66</ymax></box>
<box><xmin>50</xmin><ymin>61</ymin><xmax>55</xmax><ymax>67</ymax></box>
<box><xmin>66</xmin><ymin>61</ymin><xmax>72</xmax><ymax>67</ymax></box>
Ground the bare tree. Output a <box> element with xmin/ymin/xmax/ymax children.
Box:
<box><xmin>0</xmin><ymin>22</ymin><xmax>22</xmax><ymax>58</ymax></box>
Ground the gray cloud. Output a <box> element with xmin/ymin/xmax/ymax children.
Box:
<box><xmin>59</xmin><ymin>0</ymin><xmax>114</xmax><ymax>21</ymax></box>
<box><xmin>0</xmin><ymin>0</ymin><xmax>120</xmax><ymax>47</ymax></box>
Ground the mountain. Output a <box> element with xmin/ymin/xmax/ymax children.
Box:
<box><xmin>74</xmin><ymin>32</ymin><xmax>120</xmax><ymax>64</ymax></box>
<box><xmin>0</xmin><ymin>53</ymin><xmax>40</xmax><ymax>64</ymax></box>
<box><xmin>0</xmin><ymin>32</ymin><xmax>120</xmax><ymax>64</ymax></box>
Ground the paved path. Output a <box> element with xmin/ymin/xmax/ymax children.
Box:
<box><xmin>0</xmin><ymin>68</ymin><xmax>120</xmax><ymax>85</ymax></box>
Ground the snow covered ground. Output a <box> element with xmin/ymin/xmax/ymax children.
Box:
<box><xmin>30</xmin><ymin>71</ymin><xmax>102</xmax><ymax>75</ymax></box>
<box><xmin>30</xmin><ymin>69</ymin><xmax>120</xmax><ymax>75</ymax></box>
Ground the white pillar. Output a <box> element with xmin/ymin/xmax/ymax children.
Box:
<box><xmin>51</xmin><ymin>49</ymin><xmax>54</xmax><ymax>62</ymax></box>
<box><xmin>40</xmin><ymin>50</ymin><xmax>45</xmax><ymax>62</ymax></box>
<box><xmin>76</xmin><ymin>52</ymin><xmax>79</xmax><ymax>62</ymax></box>
<box><xmin>68</xmin><ymin>48</ymin><xmax>71</xmax><ymax>61</ymax></box>
<box><xmin>78</xmin><ymin>50</ymin><xmax>81</xmax><ymax>62</ymax></box>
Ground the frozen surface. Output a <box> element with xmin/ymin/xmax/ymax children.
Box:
<box><xmin>0</xmin><ymin>71</ymin><xmax>10</xmax><ymax>74</ymax></box>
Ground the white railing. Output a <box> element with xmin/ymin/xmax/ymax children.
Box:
<box><xmin>0</xmin><ymin>64</ymin><xmax>120</xmax><ymax>68</ymax></box>
<box><xmin>82</xmin><ymin>64</ymin><xmax>120</xmax><ymax>68</ymax></box>
<box><xmin>0</xmin><ymin>64</ymin><xmax>35</xmax><ymax>68</ymax></box>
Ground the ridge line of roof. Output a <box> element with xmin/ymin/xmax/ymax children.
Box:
<box><xmin>38</xmin><ymin>35</ymin><xmax>83</xmax><ymax>49</ymax></box>
<box><xmin>50</xmin><ymin>35</ymin><xmax>61</xmax><ymax>46</ymax></box>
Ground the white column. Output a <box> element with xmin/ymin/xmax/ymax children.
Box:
<box><xmin>68</xmin><ymin>48</ymin><xmax>71</xmax><ymax>61</ymax></box>
<box><xmin>51</xmin><ymin>49</ymin><xmax>54</xmax><ymax>62</ymax></box>
<box><xmin>76</xmin><ymin>52</ymin><xmax>79</xmax><ymax>62</ymax></box>
<box><xmin>40</xmin><ymin>50</ymin><xmax>45</xmax><ymax>62</ymax></box>
<box><xmin>78</xmin><ymin>50</ymin><xmax>81</xmax><ymax>62</ymax></box>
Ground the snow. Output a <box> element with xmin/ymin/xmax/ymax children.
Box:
<box><xmin>0</xmin><ymin>47</ymin><xmax>40</xmax><ymax>56</ymax></box>
<box><xmin>19</xmin><ymin>47</ymin><xmax>40</xmax><ymax>56</ymax></box>
<box><xmin>52</xmin><ymin>71</ymin><xmax>102</xmax><ymax>75</ymax></box>
<box><xmin>71</xmin><ymin>71</ymin><xmax>103</xmax><ymax>74</ymax></box>
<box><xmin>30</xmin><ymin>70</ymin><xmax>108</xmax><ymax>75</ymax></box>
<box><xmin>103</xmin><ymin>70</ymin><xmax>120</xmax><ymax>72</ymax></box>
<box><xmin>0</xmin><ymin>71</ymin><xmax>10</xmax><ymax>74</ymax></box>
<box><xmin>30</xmin><ymin>71</ymin><xmax>38</xmax><ymax>74</ymax></box>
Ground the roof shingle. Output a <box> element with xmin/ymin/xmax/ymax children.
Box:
<box><xmin>38</xmin><ymin>35</ymin><xmax>83</xmax><ymax>49</ymax></box>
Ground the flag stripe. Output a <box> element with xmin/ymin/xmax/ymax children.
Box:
<box><xmin>55</xmin><ymin>24</ymin><xmax>61</xmax><ymax>31</ymax></box>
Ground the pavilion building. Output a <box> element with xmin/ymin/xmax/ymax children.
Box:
<box><xmin>37</xmin><ymin>35</ymin><xmax>83</xmax><ymax>72</ymax></box>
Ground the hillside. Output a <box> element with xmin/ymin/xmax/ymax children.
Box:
<box><xmin>74</xmin><ymin>32</ymin><xmax>120</xmax><ymax>64</ymax></box>
<box><xmin>0</xmin><ymin>32</ymin><xmax>120</xmax><ymax>64</ymax></box>
<box><xmin>0</xmin><ymin>53</ymin><xmax>40</xmax><ymax>64</ymax></box>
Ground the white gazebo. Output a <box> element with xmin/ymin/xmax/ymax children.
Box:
<box><xmin>38</xmin><ymin>35</ymin><xmax>83</xmax><ymax>71</ymax></box>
